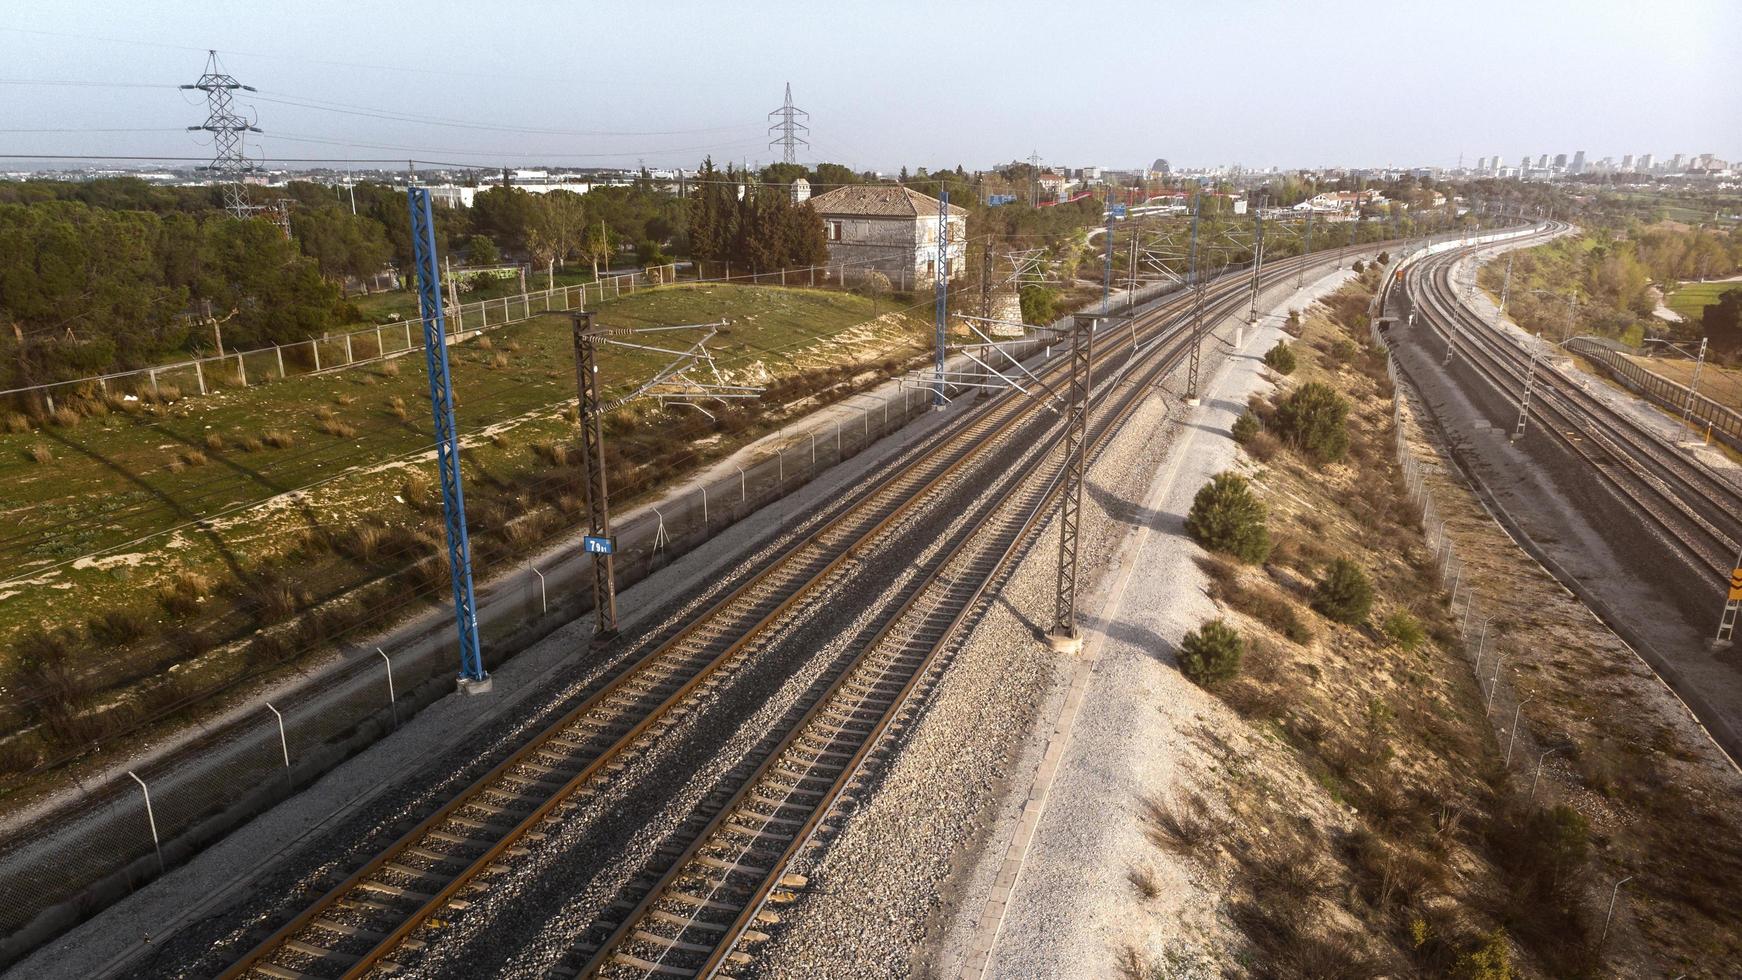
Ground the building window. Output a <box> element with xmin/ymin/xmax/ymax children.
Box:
<box><xmin>827</xmin><ymin>220</ymin><xmax>842</xmax><ymax>241</ymax></box>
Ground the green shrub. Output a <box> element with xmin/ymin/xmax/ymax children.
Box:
<box><xmin>1186</xmin><ymin>472</ymin><xmax>1270</xmax><ymax>563</ymax></box>
<box><xmin>1453</xmin><ymin>931</ymin><xmax>1511</xmax><ymax>980</ymax></box>
<box><xmin>1232</xmin><ymin>411</ymin><xmax>1260</xmax><ymax>444</ymax></box>
<box><xmin>1178</xmin><ymin>619</ymin><xmax>1244</xmax><ymax>685</ymax></box>
<box><xmin>1273</xmin><ymin>381</ymin><xmax>1351</xmax><ymax>463</ymax></box>
<box><xmin>1311</xmin><ymin>557</ymin><xmax>1373</xmax><ymax>624</ymax></box>
<box><xmin>1376</xmin><ymin>251</ymin><xmax>1391</xmax><ymax>266</ymax></box>
<box><xmin>1352</xmin><ymin>259</ymin><xmax>1366</xmax><ymax>273</ymax></box>
<box><xmin>1262</xmin><ymin>339</ymin><xmax>1297</xmax><ymax>375</ymax></box>
<box><xmin>1019</xmin><ymin>284</ymin><xmax>1058</xmax><ymax>326</ymax></box>
<box><xmin>1383</xmin><ymin>610</ymin><xmax>1426</xmax><ymax>651</ymax></box>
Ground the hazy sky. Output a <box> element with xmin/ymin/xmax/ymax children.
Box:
<box><xmin>4</xmin><ymin>0</ymin><xmax>1737</xmax><ymax>173</ymax></box>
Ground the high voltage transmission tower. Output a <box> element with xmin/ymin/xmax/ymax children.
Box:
<box><xmin>183</xmin><ymin>50</ymin><xmax>262</xmax><ymax>221</ymax></box>
<box><xmin>766</xmin><ymin>82</ymin><xmax>809</xmax><ymax>165</ymax></box>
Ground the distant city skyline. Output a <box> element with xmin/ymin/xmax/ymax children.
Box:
<box><xmin>2</xmin><ymin>0</ymin><xmax>1737</xmax><ymax>173</ymax></box>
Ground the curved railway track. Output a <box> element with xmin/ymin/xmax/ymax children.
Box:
<box><xmin>1402</xmin><ymin>231</ymin><xmax>1742</xmax><ymax>575</ymax></box>
<box><xmin>219</xmin><ymin>239</ymin><xmax>1402</xmax><ymax>980</ymax></box>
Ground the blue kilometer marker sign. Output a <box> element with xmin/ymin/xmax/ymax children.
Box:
<box><xmin>584</xmin><ymin>535</ymin><xmax>616</xmax><ymax>555</ymax></box>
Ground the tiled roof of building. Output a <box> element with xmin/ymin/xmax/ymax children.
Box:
<box><xmin>809</xmin><ymin>184</ymin><xmax>970</xmax><ymax>218</ymax></box>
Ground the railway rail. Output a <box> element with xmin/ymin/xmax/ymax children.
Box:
<box><xmin>218</xmin><ymin>236</ymin><xmax>1415</xmax><ymax>980</ymax></box>
<box><xmin>1400</xmin><ymin>231</ymin><xmax>1742</xmax><ymax>576</ymax></box>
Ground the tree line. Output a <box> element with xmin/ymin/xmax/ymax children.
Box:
<box><xmin>0</xmin><ymin>175</ymin><xmax>692</xmax><ymax>390</ymax></box>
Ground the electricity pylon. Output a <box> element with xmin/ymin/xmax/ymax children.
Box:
<box><xmin>766</xmin><ymin>83</ymin><xmax>810</xmax><ymax>165</ymax></box>
<box><xmin>182</xmin><ymin>50</ymin><xmax>261</xmax><ymax>220</ymax></box>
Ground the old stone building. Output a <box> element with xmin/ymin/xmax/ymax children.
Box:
<box><xmin>809</xmin><ymin>185</ymin><xmax>968</xmax><ymax>287</ymax></box>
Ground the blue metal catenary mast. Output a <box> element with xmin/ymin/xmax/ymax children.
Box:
<box><xmin>933</xmin><ymin>190</ymin><xmax>949</xmax><ymax>408</ymax></box>
<box><xmin>406</xmin><ymin>186</ymin><xmax>488</xmax><ymax>689</ymax></box>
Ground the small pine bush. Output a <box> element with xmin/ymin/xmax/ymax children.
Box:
<box><xmin>1311</xmin><ymin>557</ymin><xmax>1374</xmax><ymax>624</ymax></box>
<box><xmin>1178</xmin><ymin>618</ymin><xmax>1244</xmax><ymax>686</ymax></box>
<box><xmin>1273</xmin><ymin>382</ymin><xmax>1351</xmax><ymax>463</ymax></box>
<box><xmin>1383</xmin><ymin>610</ymin><xmax>1426</xmax><ymax>652</ymax></box>
<box><xmin>1263</xmin><ymin>339</ymin><xmax>1297</xmax><ymax>375</ymax></box>
<box><xmin>1352</xmin><ymin>259</ymin><xmax>1366</xmax><ymax>273</ymax></box>
<box><xmin>1186</xmin><ymin>472</ymin><xmax>1270</xmax><ymax>563</ymax></box>
<box><xmin>1231</xmin><ymin>411</ymin><xmax>1260</xmax><ymax>445</ymax></box>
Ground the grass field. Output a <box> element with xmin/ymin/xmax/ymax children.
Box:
<box><xmin>0</xmin><ymin>283</ymin><xmax>929</xmax><ymax>760</ymax></box>
<box><xmin>1664</xmin><ymin>279</ymin><xmax>1741</xmax><ymax>322</ymax></box>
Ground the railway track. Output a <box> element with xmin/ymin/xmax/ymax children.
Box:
<box><xmin>218</xmin><ymin>238</ymin><xmax>1398</xmax><ymax>980</ymax></box>
<box><xmin>1401</xmin><ymin>232</ymin><xmax>1742</xmax><ymax>575</ymax></box>
<box><xmin>563</xmin><ymin>255</ymin><xmax>1226</xmax><ymax>980</ymax></box>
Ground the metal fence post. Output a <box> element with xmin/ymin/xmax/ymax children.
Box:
<box><xmin>777</xmin><ymin>448</ymin><xmax>784</xmax><ymax>483</ymax></box>
<box><xmin>377</xmin><ymin>647</ymin><xmax>398</xmax><ymax>727</ymax></box>
<box><xmin>275</xmin><ymin>346</ymin><xmax>285</xmax><ymax>379</ymax></box>
<box><xmin>194</xmin><ymin>358</ymin><xmax>206</xmax><ymax>395</ymax></box>
<box><xmin>311</xmin><ymin>339</ymin><xmax>321</xmax><ymax>372</ymax></box>
<box><xmin>735</xmin><ymin>464</ymin><xmax>746</xmax><ymax>502</ymax></box>
<box><xmin>1600</xmin><ymin>877</ymin><xmax>1635</xmax><ymax>947</ymax></box>
<box><xmin>235</xmin><ymin>353</ymin><xmax>247</xmax><ymax>388</ymax></box>
<box><xmin>531</xmin><ymin>566</ymin><xmax>546</xmax><ymax>614</ymax></box>
<box><xmin>127</xmin><ymin>771</ymin><xmax>165</xmax><ymax>873</ymax></box>
<box><xmin>700</xmin><ymin>485</ymin><xmax>708</xmax><ymax>525</ymax></box>
<box><xmin>265</xmin><ymin>702</ymin><xmax>290</xmax><ymax>768</ymax></box>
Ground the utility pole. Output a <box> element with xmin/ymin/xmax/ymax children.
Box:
<box><xmin>1297</xmin><ymin>211</ymin><xmax>1312</xmax><ymax>289</ymax></box>
<box><xmin>1496</xmin><ymin>252</ymin><xmax>1514</xmax><ymax>325</ymax></box>
<box><xmin>1050</xmin><ymin>314</ymin><xmax>1095</xmax><ymax>651</ymax></box>
<box><xmin>1100</xmin><ymin>211</ymin><xmax>1115</xmax><ymax>314</ymax></box>
<box><xmin>570</xmin><ymin>311</ymin><xmax>619</xmax><ymax>638</ymax></box>
<box><xmin>1513</xmin><ymin>351</ymin><xmax>1539</xmax><ymax>439</ymax></box>
<box><xmin>182</xmin><ymin>50</ymin><xmax>262</xmax><ymax>220</ymax></box>
<box><xmin>1126</xmin><ymin>230</ymin><xmax>1139</xmax><ymax>311</ymax></box>
<box><xmin>1185</xmin><ymin>186</ymin><xmax>1205</xmax><ymax>406</ymax></box>
<box><xmin>407</xmin><ymin>186</ymin><xmax>488</xmax><ymax>692</ymax></box>
<box><xmin>1714</xmin><ymin>545</ymin><xmax>1742</xmax><ymax>649</ymax></box>
<box><xmin>934</xmin><ymin>191</ymin><xmax>950</xmax><ymax>409</ymax></box>
<box><xmin>1028</xmin><ymin>150</ymin><xmax>1041</xmax><ymax>208</ymax></box>
<box><xmin>1683</xmin><ymin>336</ymin><xmax>1707</xmax><ymax>426</ymax></box>
<box><xmin>1240</xmin><ymin>205</ymin><xmax>1264</xmax><ymax>347</ymax></box>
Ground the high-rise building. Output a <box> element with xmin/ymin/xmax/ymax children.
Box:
<box><xmin>1537</xmin><ymin>154</ymin><xmax>1549</xmax><ymax>168</ymax></box>
<box><xmin>1639</xmin><ymin>153</ymin><xmax>1654</xmax><ymax>171</ymax></box>
<box><xmin>1553</xmin><ymin>153</ymin><xmax>1568</xmax><ymax>169</ymax></box>
<box><xmin>1621</xmin><ymin>153</ymin><xmax>1634</xmax><ymax>171</ymax></box>
<box><xmin>1476</xmin><ymin>156</ymin><xmax>1487</xmax><ymax>172</ymax></box>
<box><xmin>1670</xmin><ymin>153</ymin><xmax>1684</xmax><ymax>171</ymax></box>
<box><xmin>1571</xmin><ymin>150</ymin><xmax>1586</xmax><ymax>173</ymax></box>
